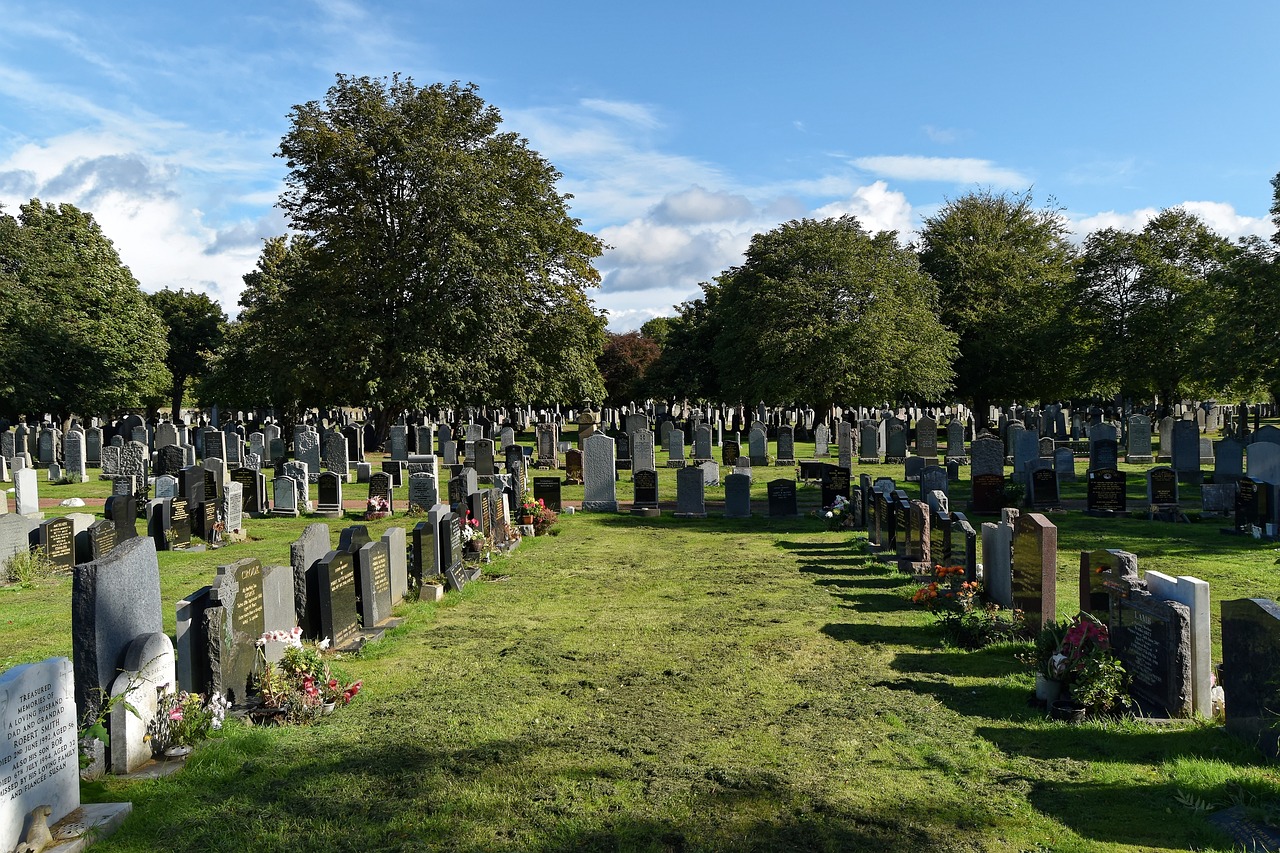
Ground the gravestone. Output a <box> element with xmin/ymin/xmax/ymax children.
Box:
<box><xmin>981</xmin><ymin>517</ymin><xmax>1015</xmax><ymax>609</ymax></box>
<box><xmin>1011</xmin><ymin>513</ymin><xmax>1056</xmax><ymax>629</ymax></box>
<box><xmin>355</xmin><ymin>540</ymin><xmax>393</xmax><ymax>628</ymax></box>
<box><xmin>0</xmin><ymin>657</ymin><xmax>81</xmax><ymax>852</ymax></box>
<box><xmin>694</xmin><ymin>424</ymin><xmax>714</xmax><ymax>462</ymax></box>
<box><xmin>581</xmin><ymin>434</ymin><xmax>618</xmax><ymax>512</ymax></box>
<box><xmin>920</xmin><ymin>465</ymin><xmax>948</xmax><ymax>499</ymax></box>
<box><xmin>324</xmin><ymin>431</ymin><xmax>350</xmax><ymax>480</ymax></box>
<box><xmin>533</xmin><ymin>476</ymin><xmax>562</xmax><ymax>512</ymax></box>
<box><xmin>38</xmin><ymin>516</ymin><xmax>74</xmax><ymax>573</ymax></box>
<box><xmin>858</xmin><ymin>421</ymin><xmax>879</xmax><ymax>463</ymax></box>
<box><xmin>291</xmin><ymin>522</ymin><xmax>331</xmax><ymax>633</ymax></box>
<box><xmin>814</xmin><ymin>423</ymin><xmax>830</xmax><ymax>458</ymax></box>
<box><xmin>206</xmin><ymin>558</ymin><xmax>266</xmax><ymax>704</ymax></box>
<box><xmin>313</xmin><ymin>550</ymin><xmax>361</xmax><ymax>650</ymax></box>
<box><xmin>1171</xmin><ymin>419</ymin><xmax>1201</xmax><ymax>481</ymax></box>
<box><xmin>1145</xmin><ymin>571</ymin><xmax>1211</xmax><ymax>718</ymax></box>
<box><xmin>1110</xmin><ymin>579</ymin><xmax>1193</xmax><ymax>717</ymax></box>
<box><xmin>631</xmin><ymin>469</ymin><xmax>659</xmax><ymax>516</ymax></box>
<box><xmin>673</xmin><ymin>466</ymin><xmax>706</xmax><ymax>518</ymax></box>
<box><xmin>1147</xmin><ymin>467</ymin><xmax>1178</xmax><ymax>506</ymax></box>
<box><xmin>667</xmin><ymin>429</ymin><xmax>687</xmax><ymax>467</ymax></box>
<box><xmin>915</xmin><ymin>416</ymin><xmax>938</xmax><ymax>459</ymax></box>
<box><xmin>904</xmin><ymin>456</ymin><xmax>925</xmax><ymax>482</ymax></box>
<box><xmin>748</xmin><ymin>427</ymin><xmax>768</xmax><ymax>466</ymax></box>
<box><xmin>316</xmin><ymin>471</ymin><xmax>343</xmax><ymax>518</ymax></box>
<box><xmin>230</xmin><ymin>468</ymin><xmax>265</xmax><ymax>516</ymax></box>
<box><xmin>1201</xmin><ymin>483</ymin><xmax>1235</xmax><ymax>516</ymax></box>
<box><xmin>633</xmin><ymin>429</ymin><xmax>656</xmax><ymax>472</ymax></box>
<box><xmin>271</xmin><ymin>476</ymin><xmax>299</xmax><ymax>517</ymax></box>
<box><xmin>409</xmin><ymin>472</ymin><xmax>439</xmax><ymax>512</ymax></box>
<box><xmin>724</xmin><ymin>473</ymin><xmax>752</xmax><ymax>518</ymax></box>
<box><xmin>63</xmin><ymin>429</ymin><xmax>86</xmax><ymax>481</ymax></box>
<box><xmin>820</xmin><ymin>466</ymin><xmax>851</xmax><ymax>509</ymax></box>
<box><xmin>767</xmin><ymin>479</ymin><xmax>798</xmax><ymax>518</ymax></box>
<box><xmin>1053</xmin><ymin>447</ymin><xmax>1076</xmax><ymax>482</ymax></box>
<box><xmin>564</xmin><ymin>449</ymin><xmax>584</xmax><ymax>485</ymax></box>
<box><xmin>1029</xmin><ymin>467</ymin><xmax>1059</xmax><ymax>509</ymax></box>
<box><xmin>1221</xmin><ymin>599</ymin><xmax>1280</xmax><ymax>758</ymax></box>
<box><xmin>13</xmin><ymin>468</ymin><xmax>38</xmax><ymax>517</ymax></box>
<box><xmin>71</xmin><ymin>536</ymin><xmax>163</xmax><ymax>722</ymax></box>
<box><xmin>720</xmin><ymin>438</ymin><xmax>740</xmax><ymax>468</ymax></box>
<box><xmin>1214</xmin><ymin>437</ymin><xmax>1245</xmax><ymax>483</ymax></box>
<box><xmin>1086</xmin><ymin>468</ymin><xmax>1127</xmax><ymax>514</ymax></box>
<box><xmin>368</xmin><ymin>471</ymin><xmax>394</xmax><ymax>514</ymax></box>
<box><xmin>946</xmin><ymin>420</ymin><xmax>966</xmax><ymax>460</ymax></box>
<box><xmin>884</xmin><ymin>418</ymin><xmax>907</xmax><ymax>462</ymax></box>
<box><xmin>1127</xmin><ymin>414</ymin><xmax>1153</xmax><ymax>463</ymax></box>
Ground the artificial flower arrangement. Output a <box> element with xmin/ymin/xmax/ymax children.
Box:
<box><xmin>911</xmin><ymin>564</ymin><xmax>1029</xmax><ymax>649</ymax></box>
<box><xmin>147</xmin><ymin>687</ymin><xmax>228</xmax><ymax>753</ymax></box>
<box><xmin>1043</xmin><ymin>612</ymin><xmax>1132</xmax><ymax>714</ymax></box>
<box><xmin>460</xmin><ymin>514</ymin><xmax>492</xmax><ymax>558</ymax></box>
<box><xmin>821</xmin><ymin>495</ymin><xmax>854</xmax><ymax>531</ymax></box>
<box><xmin>254</xmin><ymin>627</ymin><xmax>362</xmax><ymax>724</ymax></box>
<box><xmin>365</xmin><ymin>495</ymin><xmax>391</xmax><ymax>520</ymax></box>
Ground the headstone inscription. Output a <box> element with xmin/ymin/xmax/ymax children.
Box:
<box><xmin>0</xmin><ymin>657</ymin><xmax>81</xmax><ymax>852</ymax></box>
<box><xmin>533</xmin><ymin>476</ymin><xmax>562</xmax><ymax>512</ymax></box>
<box><xmin>314</xmin><ymin>550</ymin><xmax>361</xmax><ymax>650</ymax></box>
<box><xmin>767</xmin><ymin>479</ymin><xmax>798</xmax><ymax>518</ymax></box>
<box><xmin>1086</xmin><ymin>468</ymin><xmax>1127</xmax><ymax>514</ymax></box>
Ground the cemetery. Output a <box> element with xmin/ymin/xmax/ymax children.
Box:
<box><xmin>2</xmin><ymin>403</ymin><xmax>1280</xmax><ymax>851</ymax></box>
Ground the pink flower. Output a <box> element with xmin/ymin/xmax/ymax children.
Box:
<box><xmin>169</xmin><ymin>708</ymin><xmax>184</xmax><ymax>721</ymax></box>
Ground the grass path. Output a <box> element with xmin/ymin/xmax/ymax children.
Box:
<box><xmin>80</xmin><ymin>513</ymin><xmax>1276</xmax><ymax>851</ymax></box>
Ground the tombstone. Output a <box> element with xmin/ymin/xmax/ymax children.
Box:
<box><xmin>388</xmin><ymin>424</ymin><xmax>408</xmax><ymax>462</ymax></box>
<box><xmin>564</xmin><ymin>449</ymin><xmax>584</xmax><ymax>485</ymax></box>
<box><xmin>1144</xmin><ymin>571</ymin><xmax>1211</xmax><ymax>718</ymax></box>
<box><xmin>1013</xmin><ymin>429</ymin><xmax>1039</xmax><ymax>477</ymax></box>
<box><xmin>766</xmin><ymin>478</ymin><xmax>797</xmax><ymax>517</ymax></box>
<box><xmin>439</xmin><ymin>512</ymin><xmax>467</xmax><ymax>591</ymax></box>
<box><xmin>1028</xmin><ymin>467</ymin><xmax>1059</xmax><ymax>509</ymax></box>
<box><xmin>1127</xmin><ymin>414</ymin><xmax>1154</xmax><ymax>463</ymax></box>
<box><xmin>884</xmin><ymin>418</ymin><xmax>907</xmax><ymax>462</ymax></box>
<box><xmin>1088</xmin><ymin>423</ymin><xmax>1120</xmax><ymax>471</ymax></box>
<box><xmin>380</xmin><ymin>459</ymin><xmax>406</xmax><ymax>488</ymax></box>
<box><xmin>13</xmin><ymin>468</ymin><xmax>39</xmax><ymax>517</ymax></box>
<box><xmin>1214</xmin><ymin>437</ymin><xmax>1245</xmax><ymax>483</ymax></box>
<box><xmin>981</xmin><ymin>519</ymin><xmax>1015</xmax><ymax>609</ymax></box>
<box><xmin>203</xmin><ymin>428</ymin><xmax>227</xmax><ymax>463</ymax></box>
<box><xmin>1051</xmin><ymin>447</ymin><xmax>1076</xmax><ymax>483</ymax></box>
<box><xmin>667</xmin><ymin>429</ymin><xmax>687</xmax><ymax>467</ymax></box>
<box><xmin>1009</xmin><ymin>513</ymin><xmax>1056</xmax><ymax>630</ymax></box>
<box><xmin>820</xmin><ymin>466</ymin><xmax>851</xmax><ymax>509</ymax></box>
<box><xmin>720</xmin><ymin>438</ymin><xmax>740</xmax><ymax>468</ymax></box>
<box><xmin>312</xmin><ymin>550</ymin><xmax>361</xmax><ymax>650</ymax></box>
<box><xmin>231</xmin><ymin>467</ymin><xmax>266</xmax><ymax>516</ymax></box>
<box><xmin>920</xmin><ymin>465</ymin><xmax>947</xmax><ymax>499</ymax></box>
<box><xmin>315</xmin><ymin>471</ymin><xmax>344</xmax><ymax>518</ymax></box>
<box><xmin>0</xmin><ymin>657</ymin><xmax>82</xmax><ymax>851</ymax></box>
<box><xmin>1171</xmin><ymin>419</ymin><xmax>1201</xmax><ymax>482</ymax></box>
<box><xmin>723</xmin><ymin>473</ymin><xmax>752</xmax><ymax>518</ymax></box>
<box><xmin>38</xmin><ymin>516</ymin><xmax>75</xmax><ymax>573</ymax></box>
<box><xmin>904</xmin><ymin>456</ymin><xmax>925</xmax><ymax>483</ymax></box>
<box><xmin>946</xmin><ymin>420</ymin><xmax>966</xmax><ymax>460</ymax></box>
<box><xmin>201</xmin><ymin>558</ymin><xmax>267</xmax><ymax>704</ymax></box>
<box><xmin>324</xmin><ymin>430</ymin><xmax>350</xmax><ymax>480</ymax></box>
<box><xmin>813</xmin><ymin>423</ymin><xmax>830</xmax><ymax>458</ymax></box>
<box><xmin>774</xmin><ymin>425</ymin><xmax>795</xmax><ymax>465</ymax></box>
<box><xmin>1246</xmin><ymin>441</ymin><xmax>1280</xmax><ymax>489</ymax></box>
<box><xmin>368</xmin><ymin>471</ymin><xmax>395</xmax><ymax>514</ymax></box>
<box><xmin>63</xmin><ymin>429</ymin><xmax>86</xmax><ymax>481</ymax></box>
<box><xmin>533</xmin><ymin>476</ymin><xmax>562</xmax><ymax>512</ymax></box>
<box><xmin>1086</xmin><ymin>468</ymin><xmax>1127</xmax><ymax>514</ymax></box>
<box><xmin>1147</xmin><ymin>466</ymin><xmax>1179</xmax><ymax>507</ymax></box>
<box><xmin>631</xmin><ymin>429</ymin><xmax>656</xmax><ymax>474</ymax></box>
<box><xmin>581</xmin><ymin>434</ymin><xmax>617</xmax><ymax>512</ymax></box>
<box><xmin>1221</xmin><ymin>599</ymin><xmax>1280</xmax><ymax>757</ymax></box>
<box><xmin>71</xmin><ymin>536</ymin><xmax>163</xmax><ymax>722</ymax></box>
<box><xmin>673</xmin><ymin>466</ymin><xmax>707</xmax><ymax>519</ymax></box>
<box><xmin>354</xmin><ymin>540</ymin><xmax>393</xmax><ymax>628</ymax></box>
<box><xmin>473</xmin><ymin>438</ymin><xmax>496</xmax><ymax>479</ymax></box>
<box><xmin>1107</xmin><ymin>574</ymin><xmax>1193</xmax><ymax>717</ymax></box>
<box><xmin>915</xmin><ymin>416</ymin><xmax>938</xmax><ymax>459</ymax></box>
<box><xmin>694</xmin><ymin>424</ymin><xmax>714</xmax><ymax>462</ymax></box>
<box><xmin>857</xmin><ymin>421</ymin><xmax>879</xmax><ymax>463</ymax></box>
<box><xmin>536</xmin><ymin>424</ymin><xmax>559</xmax><ymax>469</ymax></box>
<box><xmin>1235</xmin><ymin>477</ymin><xmax>1271</xmax><ymax>533</ymax></box>
<box><xmin>630</xmin><ymin>469</ymin><xmax>659</xmax><ymax>517</ymax></box>
<box><xmin>409</xmin><ymin>471</ymin><xmax>439</xmax><ymax>511</ymax></box>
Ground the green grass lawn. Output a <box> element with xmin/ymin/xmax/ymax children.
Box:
<box><xmin>6</xmin><ymin>438</ymin><xmax>1280</xmax><ymax>851</ymax></box>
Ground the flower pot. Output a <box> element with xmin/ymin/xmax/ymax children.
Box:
<box><xmin>1035</xmin><ymin>673</ymin><xmax>1063</xmax><ymax>703</ymax></box>
<box><xmin>164</xmin><ymin>744</ymin><xmax>193</xmax><ymax>758</ymax></box>
<box><xmin>521</xmin><ymin>515</ymin><xmax>534</xmax><ymax>525</ymax></box>
<box><xmin>1050</xmin><ymin>699</ymin><xmax>1087</xmax><ymax>723</ymax></box>
<box><xmin>322</xmin><ymin>701</ymin><xmax>336</xmax><ymax>716</ymax></box>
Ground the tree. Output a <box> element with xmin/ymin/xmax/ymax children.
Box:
<box><xmin>597</xmin><ymin>331</ymin><xmax>661</xmax><ymax>405</ymax></box>
<box><xmin>274</xmin><ymin>74</ymin><xmax>605</xmax><ymax>431</ymax></box>
<box><xmin>148</xmin><ymin>288</ymin><xmax>227</xmax><ymax>417</ymax></box>
<box><xmin>0</xmin><ymin>200</ymin><xmax>168</xmax><ymax>420</ymax></box>
<box><xmin>709</xmin><ymin>216</ymin><xmax>956</xmax><ymax>412</ymax></box>
<box><xmin>1213</xmin><ymin>236</ymin><xmax>1280</xmax><ymax>401</ymax></box>
<box><xmin>645</xmin><ymin>285</ymin><xmax>724</xmax><ymax>402</ymax></box>
<box><xmin>1271</xmin><ymin>170</ymin><xmax>1280</xmax><ymax>245</ymax></box>
<box><xmin>639</xmin><ymin>316</ymin><xmax>671</xmax><ymax>349</ymax></box>
<box><xmin>917</xmin><ymin>190</ymin><xmax>1079</xmax><ymax>422</ymax></box>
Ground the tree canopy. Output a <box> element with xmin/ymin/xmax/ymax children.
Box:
<box><xmin>227</xmin><ymin>74</ymin><xmax>606</xmax><ymax>425</ymax></box>
<box><xmin>0</xmin><ymin>200</ymin><xmax>168</xmax><ymax>419</ymax></box>
<box><xmin>148</xmin><ymin>287</ymin><xmax>226</xmax><ymax>417</ymax></box>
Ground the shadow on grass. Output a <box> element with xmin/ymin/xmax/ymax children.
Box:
<box><xmin>821</xmin><ymin>621</ymin><xmax>930</xmax><ymax>648</ymax></box>
<box><xmin>797</xmin><ymin>558</ymin><xmax>882</xmax><ymax>573</ymax></box>
<box><xmin>977</xmin><ymin>721</ymin><xmax>1269</xmax><ymax>767</ymax></box>
<box><xmin>875</xmin><ymin>675</ymin><xmax>1034</xmax><ymax>720</ymax></box>
<box><xmin>892</xmin><ymin>649</ymin><xmax>1026</xmax><ymax>680</ymax></box>
<box><xmin>592</xmin><ymin>513</ymin><xmax>828</xmax><ymax>536</ymax></box>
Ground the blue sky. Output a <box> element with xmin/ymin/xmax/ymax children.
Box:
<box><xmin>1</xmin><ymin>1</ymin><xmax>1276</xmax><ymax>330</ymax></box>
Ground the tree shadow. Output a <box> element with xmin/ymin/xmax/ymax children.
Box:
<box><xmin>821</xmin><ymin>621</ymin><xmax>929</xmax><ymax>648</ymax></box>
<box><xmin>976</xmin><ymin>721</ymin><xmax>1271</xmax><ymax>767</ymax></box>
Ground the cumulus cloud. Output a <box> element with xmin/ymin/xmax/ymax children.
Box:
<box><xmin>1068</xmin><ymin>201</ymin><xmax>1272</xmax><ymax>242</ymax></box>
<box><xmin>650</xmin><ymin>185</ymin><xmax>755</xmax><ymax>225</ymax></box>
<box><xmin>811</xmin><ymin>181</ymin><xmax>915</xmax><ymax>236</ymax></box>
<box><xmin>853</xmin><ymin>155</ymin><xmax>1030</xmax><ymax>188</ymax></box>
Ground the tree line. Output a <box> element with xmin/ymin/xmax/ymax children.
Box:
<box><xmin>2</xmin><ymin>73</ymin><xmax>1279</xmax><ymax>429</ymax></box>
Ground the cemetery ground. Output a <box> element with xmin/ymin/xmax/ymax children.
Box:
<box><xmin>5</xmin><ymin>449</ymin><xmax>1280</xmax><ymax>850</ymax></box>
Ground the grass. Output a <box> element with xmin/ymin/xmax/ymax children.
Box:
<box><xmin>5</xmin><ymin>435</ymin><xmax>1280</xmax><ymax>850</ymax></box>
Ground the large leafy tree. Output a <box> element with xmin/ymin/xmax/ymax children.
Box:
<box><xmin>917</xmin><ymin>190</ymin><xmax>1079</xmax><ymax>421</ymax></box>
<box><xmin>148</xmin><ymin>287</ymin><xmax>227</xmax><ymax>417</ymax></box>
<box><xmin>0</xmin><ymin>200</ymin><xmax>168</xmax><ymax>420</ymax></box>
<box><xmin>1213</xmin><ymin>235</ymin><xmax>1280</xmax><ymax>401</ymax></box>
<box><xmin>709</xmin><ymin>216</ymin><xmax>956</xmax><ymax>412</ymax></box>
<box><xmin>597</xmin><ymin>331</ymin><xmax>661</xmax><ymax>406</ymax></box>
<box><xmin>645</xmin><ymin>287</ymin><xmax>724</xmax><ymax>402</ymax></box>
<box><xmin>1079</xmin><ymin>209</ymin><xmax>1233</xmax><ymax>408</ymax></box>
<box><xmin>273</xmin><ymin>74</ymin><xmax>605</xmax><ymax>428</ymax></box>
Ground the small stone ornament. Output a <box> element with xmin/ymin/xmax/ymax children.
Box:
<box><xmin>15</xmin><ymin>804</ymin><xmax>54</xmax><ymax>853</ymax></box>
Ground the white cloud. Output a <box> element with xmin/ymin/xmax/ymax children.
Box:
<box><xmin>1068</xmin><ymin>201</ymin><xmax>1272</xmax><ymax>242</ymax></box>
<box><xmin>650</xmin><ymin>185</ymin><xmax>755</xmax><ymax>225</ymax></box>
<box><xmin>853</xmin><ymin>155</ymin><xmax>1030</xmax><ymax>188</ymax></box>
<box><xmin>579</xmin><ymin>98</ymin><xmax>661</xmax><ymax>129</ymax></box>
<box><xmin>811</xmin><ymin>181</ymin><xmax>915</xmax><ymax>236</ymax></box>
<box><xmin>923</xmin><ymin>125</ymin><xmax>961</xmax><ymax>144</ymax></box>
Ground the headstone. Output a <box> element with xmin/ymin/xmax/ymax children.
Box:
<box><xmin>71</xmin><ymin>536</ymin><xmax>163</xmax><ymax>721</ymax></box>
<box><xmin>38</xmin><ymin>516</ymin><xmax>74</xmax><ymax>573</ymax></box>
<box><xmin>981</xmin><ymin>519</ymin><xmax>1014</xmax><ymax>609</ymax></box>
<box><xmin>814</xmin><ymin>423</ymin><xmax>830</xmax><ymax>458</ymax></box>
<box><xmin>1028</xmin><ymin>467</ymin><xmax>1059</xmax><ymax>509</ymax></box>
<box><xmin>720</xmin><ymin>438</ymin><xmax>740</xmax><ymax>468</ymax></box>
<box><xmin>1214</xmin><ymin>438</ymin><xmax>1245</xmax><ymax>483</ymax></box>
<box><xmin>915</xmin><ymin>416</ymin><xmax>938</xmax><ymax>459</ymax></box>
<box><xmin>316</xmin><ymin>471</ymin><xmax>343</xmax><ymax>518</ymax></box>
<box><xmin>673</xmin><ymin>466</ymin><xmax>706</xmax><ymax>518</ymax></box>
<box><xmin>1147</xmin><ymin>467</ymin><xmax>1178</xmax><ymax>506</ymax></box>
<box><xmin>13</xmin><ymin>468</ymin><xmax>38</xmax><ymax>517</ymax></box>
<box><xmin>354</xmin><ymin>540</ymin><xmax>393</xmax><ymax>628</ymax></box>
<box><xmin>1222</xmin><ymin>599</ymin><xmax>1280</xmax><ymax>758</ymax></box>
<box><xmin>633</xmin><ymin>430</ymin><xmax>656</xmax><ymax>472</ymax></box>
<box><xmin>1086</xmin><ymin>468</ymin><xmax>1127</xmax><ymax>514</ymax></box>
<box><xmin>1145</xmin><ymin>571</ymin><xmax>1211</xmax><ymax>718</ymax></box>
<box><xmin>533</xmin><ymin>477</ymin><xmax>562</xmax><ymax>512</ymax></box>
<box><xmin>767</xmin><ymin>479</ymin><xmax>797</xmax><ymax>518</ymax></box>
<box><xmin>0</xmin><ymin>657</ymin><xmax>80</xmax><ymax>851</ymax></box>
<box><xmin>1127</xmin><ymin>414</ymin><xmax>1153</xmax><ymax>463</ymax></box>
<box><xmin>920</xmin><ymin>465</ymin><xmax>947</xmax><ymax>499</ymax></box>
<box><xmin>582</xmin><ymin>434</ymin><xmax>618</xmax><ymax>512</ymax></box>
<box><xmin>272</xmin><ymin>476</ymin><xmax>299</xmax><ymax>517</ymax></box>
<box><xmin>1053</xmin><ymin>447</ymin><xmax>1076</xmax><ymax>482</ymax></box>
<box><xmin>774</xmin><ymin>425</ymin><xmax>795</xmax><ymax>465</ymax></box>
<box><xmin>564</xmin><ymin>449</ymin><xmax>584</xmax><ymax>485</ymax></box>
<box><xmin>313</xmin><ymin>550</ymin><xmax>361</xmax><ymax>650</ymax></box>
<box><xmin>724</xmin><ymin>473</ymin><xmax>752</xmax><ymax>518</ymax></box>
<box><xmin>1171</xmin><ymin>419</ymin><xmax>1201</xmax><ymax>481</ymax></box>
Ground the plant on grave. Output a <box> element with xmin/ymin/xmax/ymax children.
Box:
<box><xmin>254</xmin><ymin>627</ymin><xmax>362</xmax><ymax>724</ymax></box>
<box><xmin>147</xmin><ymin>688</ymin><xmax>228</xmax><ymax>752</ymax></box>
<box><xmin>404</xmin><ymin>502</ymin><xmax>426</xmax><ymax>518</ymax></box>
<box><xmin>4</xmin><ymin>549</ymin><xmax>57</xmax><ymax>585</ymax></box>
<box><xmin>1047</xmin><ymin>612</ymin><xmax>1133</xmax><ymax>714</ymax></box>
<box><xmin>521</xmin><ymin>497</ymin><xmax>558</xmax><ymax>535</ymax></box>
<box><xmin>1001</xmin><ymin>479</ymin><xmax>1026</xmax><ymax>508</ymax></box>
<box><xmin>821</xmin><ymin>494</ymin><xmax>855</xmax><ymax>531</ymax></box>
<box><xmin>460</xmin><ymin>514</ymin><xmax>492</xmax><ymax>557</ymax></box>
<box><xmin>1020</xmin><ymin>618</ymin><xmax>1070</xmax><ymax>680</ymax></box>
<box><xmin>911</xmin><ymin>564</ymin><xmax>1028</xmax><ymax>649</ymax></box>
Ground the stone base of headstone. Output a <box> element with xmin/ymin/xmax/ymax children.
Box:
<box><xmin>774</xmin><ymin>459</ymin><xmax>795</xmax><ymax>466</ymax></box>
<box><xmin>1084</xmin><ymin>509</ymin><xmax>1130</xmax><ymax>519</ymax></box>
<box><xmin>945</xmin><ymin>456</ymin><xmax>969</xmax><ymax>465</ymax></box>
<box><xmin>673</xmin><ymin>511</ymin><xmax>707</xmax><ymax>519</ymax></box>
<box><xmin>749</xmin><ymin>456</ymin><xmax>769</xmax><ymax>466</ymax></box>
<box><xmin>270</xmin><ymin>507</ymin><xmax>299</xmax><ymax>518</ymax></box>
<box><xmin>615</xmin><ymin>460</ymin><xmax>632</xmax><ymax>470</ymax></box>
<box><xmin>39</xmin><ymin>802</ymin><xmax>134</xmax><ymax>852</ymax></box>
<box><xmin>665</xmin><ymin>460</ymin><xmax>686</xmax><ymax>469</ymax></box>
<box><xmin>857</xmin><ymin>457</ymin><xmax>880</xmax><ymax>465</ymax></box>
<box><xmin>1177</xmin><ymin>470</ymin><xmax>1203</xmax><ymax>485</ymax></box>
<box><xmin>1126</xmin><ymin>455</ymin><xmax>1154</xmax><ymax>465</ymax></box>
<box><xmin>1206</xmin><ymin>805</ymin><xmax>1280</xmax><ymax>851</ymax></box>
<box><xmin>885</xmin><ymin>456</ymin><xmax>905</xmax><ymax>465</ymax></box>
<box><xmin>631</xmin><ymin>507</ymin><xmax>661</xmax><ymax>518</ymax></box>
<box><xmin>1156</xmin><ymin>455</ymin><xmax>1172</xmax><ymax>464</ymax></box>
<box><xmin>582</xmin><ymin>500</ymin><xmax>618</xmax><ymax>512</ymax></box>
<box><xmin>518</xmin><ymin>523</ymin><xmax>536</xmax><ymax>536</ymax></box>
<box><xmin>693</xmin><ymin>458</ymin><xmax>714</xmax><ymax>466</ymax></box>
<box><xmin>312</xmin><ymin>508</ymin><xmax>343</xmax><ymax>519</ymax></box>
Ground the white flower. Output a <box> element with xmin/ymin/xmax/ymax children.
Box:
<box><xmin>824</xmin><ymin>511</ymin><xmax>833</xmax><ymax>519</ymax></box>
<box><xmin>318</xmin><ymin>638</ymin><xmax>331</xmax><ymax>650</ymax></box>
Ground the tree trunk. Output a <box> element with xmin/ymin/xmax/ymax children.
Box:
<box><xmin>170</xmin><ymin>375</ymin><xmax>187</xmax><ymax>422</ymax></box>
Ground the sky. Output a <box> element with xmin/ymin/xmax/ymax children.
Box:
<box><xmin>1</xmin><ymin>1</ymin><xmax>1276</xmax><ymax>332</ymax></box>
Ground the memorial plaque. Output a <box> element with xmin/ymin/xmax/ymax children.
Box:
<box><xmin>88</xmin><ymin>518</ymin><xmax>117</xmax><ymax>561</ymax></box>
<box><xmin>170</xmin><ymin>496</ymin><xmax>191</xmax><ymax>548</ymax></box>
<box><xmin>1114</xmin><ymin>595</ymin><xmax>1192</xmax><ymax>716</ymax></box>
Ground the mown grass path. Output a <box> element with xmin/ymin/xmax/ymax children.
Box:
<box><xmin>87</xmin><ymin>513</ymin><xmax>1271</xmax><ymax>852</ymax></box>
